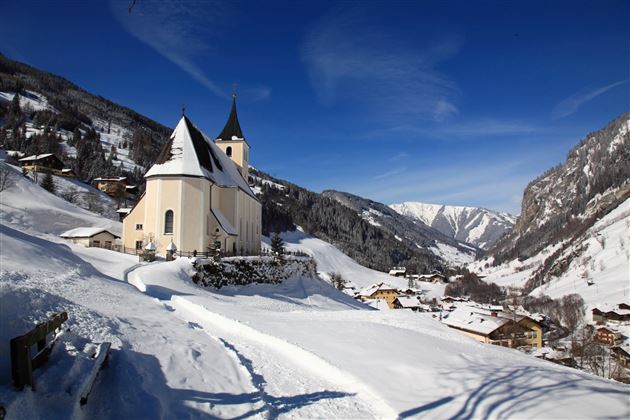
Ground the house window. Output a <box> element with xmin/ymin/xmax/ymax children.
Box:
<box><xmin>164</xmin><ymin>210</ymin><xmax>174</xmax><ymax>234</ymax></box>
<box><xmin>136</xmin><ymin>224</ymin><xmax>143</xmax><ymax>230</ymax></box>
<box><xmin>135</xmin><ymin>240</ymin><xmax>143</xmax><ymax>250</ymax></box>
<box><xmin>226</xmin><ymin>146</ymin><xmax>232</xmax><ymax>157</ymax></box>
<box><xmin>92</xmin><ymin>240</ymin><xmax>100</xmax><ymax>247</ymax></box>
<box><xmin>105</xmin><ymin>241</ymin><xmax>112</xmax><ymax>250</ymax></box>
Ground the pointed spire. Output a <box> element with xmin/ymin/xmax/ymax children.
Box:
<box><xmin>216</xmin><ymin>94</ymin><xmax>245</xmax><ymax>141</ymax></box>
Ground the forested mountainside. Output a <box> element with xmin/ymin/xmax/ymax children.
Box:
<box><xmin>250</xmin><ymin>168</ymin><xmax>455</xmax><ymax>273</ymax></box>
<box><xmin>322</xmin><ymin>190</ymin><xmax>477</xmax><ymax>264</ymax></box>
<box><xmin>488</xmin><ymin>112</ymin><xmax>630</xmax><ymax>268</ymax></box>
<box><xmin>0</xmin><ymin>53</ymin><xmax>170</xmax><ymax>189</ymax></box>
<box><xmin>390</xmin><ymin>202</ymin><xmax>515</xmax><ymax>249</ymax></box>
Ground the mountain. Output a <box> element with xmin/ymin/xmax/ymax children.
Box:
<box><xmin>0</xmin><ymin>53</ymin><xmax>170</xmax><ymax>189</ymax></box>
<box><xmin>389</xmin><ymin>202</ymin><xmax>516</xmax><ymax>249</ymax></box>
<box><xmin>322</xmin><ymin>190</ymin><xmax>477</xmax><ymax>265</ymax></box>
<box><xmin>473</xmin><ymin>112</ymin><xmax>630</xmax><ymax>306</ymax></box>
<box><xmin>490</xmin><ymin>112</ymin><xmax>630</xmax><ymax>266</ymax></box>
<box><xmin>251</xmin><ymin>168</ymin><xmax>467</xmax><ymax>273</ymax></box>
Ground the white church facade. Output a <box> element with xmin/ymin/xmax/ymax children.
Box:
<box><xmin>122</xmin><ymin>97</ymin><xmax>261</xmax><ymax>256</ymax></box>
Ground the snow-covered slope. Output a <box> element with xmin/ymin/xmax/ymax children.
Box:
<box><xmin>0</xmin><ymin>90</ymin><xmax>142</xmax><ymax>172</ymax></box>
<box><xmin>2</xmin><ymin>158</ymin><xmax>629</xmax><ymax>418</ymax></box>
<box><xmin>472</xmin><ymin>197</ymin><xmax>630</xmax><ymax>308</ymax></box>
<box><xmin>390</xmin><ymin>202</ymin><xmax>515</xmax><ymax>249</ymax></box>
<box><xmin>263</xmin><ymin>227</ymin><xmax>447</xmax><ymax>300</ymax></box>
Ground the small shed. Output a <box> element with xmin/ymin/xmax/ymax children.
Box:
<box><xmin>60</xmin><ymin>227</ymin><xmax>120</xmax><ymax>249</ymax></box>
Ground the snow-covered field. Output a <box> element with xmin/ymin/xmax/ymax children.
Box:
<box><xmin>1</xmin><ymin>162</ymin><xmax>629</xmax><ymax>418</ymax></box>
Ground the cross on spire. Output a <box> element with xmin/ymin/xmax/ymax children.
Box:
<box><xmin>181</xmin><ymin>103</ymin><xmax>186</xmax><ymax>116</ymax></box>
<box><xmin>232</xmin><ymin>83</ymin><xmax>238</xmax><ymax>99</ymax></box>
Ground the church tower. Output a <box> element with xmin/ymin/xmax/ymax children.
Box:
<box><xmin>215</xmin><ymin>94</ymin><xmax>249</xmax><ymax>181</ymax></box>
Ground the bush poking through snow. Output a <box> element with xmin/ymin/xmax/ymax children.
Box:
<box><xmin>192</xmin><ymin>256</ymin><xmax>316</xmax><ymax>289</ymax></box>
<box><xmin>329</xmin><ymin>272</ymin><xmax>347</xmax><ymax>291</ymax></box>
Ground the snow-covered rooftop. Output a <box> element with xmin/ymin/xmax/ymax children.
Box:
<box><xmin>60</xmin><ymin>227</ymin><xmax>119</xmax><ymax>239</ymax></box>
<box><xmin>18</xmin><ymin>153</ymin><xmax>54</xmax><ymax>161</ymax></box>
<box><xmin>359</xmin><ymin>282</ymin><xmax>398</xmax><ymax>297</ymax></box>
<box><xmin>442</xmin><ymin>306</ymin><xmax>518</xmax><ymax>335</ymax></box>
<box><xmin>145</xmin><ymin>116</ymin><xmax>257</xmax><ymax>199</ymax></box>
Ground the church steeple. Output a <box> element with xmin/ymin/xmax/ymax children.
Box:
<box><xmin>216</xmin><ymin>94</ymin><xmax>245</xmax><ymax>141</ymax></box>
<box><xmin>214</xmin><ymin>94</ymin><xmax>250</xmax><ymax>182</ymax></box>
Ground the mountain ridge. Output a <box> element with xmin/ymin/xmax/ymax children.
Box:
<box><xmin>390</xmin><ymin>201</ymin><xmax>516</xmax><ymax>250</ymax></box>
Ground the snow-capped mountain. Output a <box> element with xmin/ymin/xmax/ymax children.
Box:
<box><xmin>390</xmin><ymin>202</ymin><xmax>516</xmax><ymax>249</ymax></box>
<box><xmin>322</xmin><ymin>190</ymin><xmax>477</xmax><ymax>265</ymax></box>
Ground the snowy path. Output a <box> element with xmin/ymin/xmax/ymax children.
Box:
<box><xmin>127</xmin><ymin>264</ymin><xmax>390</xmax><ymax>419</ymax></box>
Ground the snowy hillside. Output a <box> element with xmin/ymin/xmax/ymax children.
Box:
<box><xmin>263</xmin><ymin>227</ymin><xmax>446</xmax><ymax>300</ymax></box>
<box><xmin>0</xmin><ymin>90</ymin><xmax>142</xmax><ymax>172</ymax></box>
<box><xmin>390</xmin><ymin>202</ymin><xmax>516</xmax><ymax>249</ymax></box>
<box><xmin>472</xmin><ymin>197</ymin><xmax>630</xmax><ymax>308</ymax></box>
<box><xmin>2</xmin><ymin>157</ymin><xmax>629</xmax><ymax>418</ymax></box>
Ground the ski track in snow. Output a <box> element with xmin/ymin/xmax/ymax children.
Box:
<box><xmin>127</xmin><ymin>266</ymin><xmax>392</xmax><ymax>419</ymax></box>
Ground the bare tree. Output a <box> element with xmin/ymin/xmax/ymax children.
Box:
<box><xmin>0</xmin><ymin>164</ymin><xmax>15</xmax><ymax>192</ymax></box>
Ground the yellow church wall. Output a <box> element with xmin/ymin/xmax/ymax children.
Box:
<box><xmin>122</xmin><ymin>193</ymin><xmax>146</xmax><ymax>251</ymax></box>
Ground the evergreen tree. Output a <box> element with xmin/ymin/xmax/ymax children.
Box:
<box><xmin>40</xmin><ymin>171</ymin><xmax>55</xmax><ymax>194</ymax></box>
<box><xmin>270</xmin><ymin>233</ymin><xmax>285</xmax><ymax>262</ymax></box>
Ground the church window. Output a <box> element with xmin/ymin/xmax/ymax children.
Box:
<box><xmin>164</xmin><ymin>210</ymin><xmax>174</xmax><ymax>234</ymax></box>
<box><xmin>226</xmin><ymin>146</ymin><xmax>232</xmax><ymax>157</ymax></box>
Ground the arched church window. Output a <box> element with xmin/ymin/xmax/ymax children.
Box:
<box><xmin>226</xmin><ymin>146</ymin><xmax>232</xmax><ymax>157</ymax></box>
<box><xmin>164</xmin><ymin>210</ymin><xmax>174</xmax><ymax>234</ymax></box>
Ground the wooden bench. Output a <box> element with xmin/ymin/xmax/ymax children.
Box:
<box><xmin>10</xmin><ymin>312</ymin><xmax>68</xmax><ymax>390</ymax></box>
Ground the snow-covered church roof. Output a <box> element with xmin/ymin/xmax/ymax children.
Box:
<box><xmin>145</xmin><ymin>115</ymin><xmax>256</xmax><ymax>199</ymax></box>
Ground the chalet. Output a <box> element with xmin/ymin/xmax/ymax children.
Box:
<box><xmin>60</xmin><ymin>227</ymin><xmax>120</xmax><ymax>250</ymax></box>
<box><xmin>18</xmin><ymin>153</ymin><xmax>64</xmax><ymax>175</ymax></box>
<box><xmin>418</xmin><ymin>273</ymin><xmax>448</xmax><ymax>283</ymax></box>
<box><xmin>122</xmin><ymin>96</ymin><xmax>261</xmax><ymax>256</ymax></box>
<box><xmin>388</xmin><ymin>267</ymin><xmax>406</xmax><ymax>277</ymax></box>
<box><xmin>393</xmin><ymin>295</ymin><xmax>432</xmax><ymax>312</ymax></box>
<box><xmin>93</xmin><ymin>177</ymin><xmax>136</xmax><ymax>198</ymax></box>
<box><xmin>60</xmin><ymin>168</ymin><xmax>76</xmax><ymax>178</ymax></box>
<box><xmin>595</xmin><ymin>326</ymin><xmax>623</xmax><ymax>345</ymax></box>
<box><xmin>533</xmin><ymin>347</ymin><xmax>576</xmax><ymax>367</ymax></box>
<box><xmin>443</xmin><ymin>306</ymin><xmax>543</xmax><ymax>349</ymax></box>
<box><xmin>358</xmin><ymin>283</ymin><xmax>399</xmax><ymax>308</ymax></box>
<box><xmin>611</xmin><ymin>346</ymin><xmax>630</xmax><ymax>368</ymax></box>
<box><xmin>592</xmin><ymin>304</ymin><xmax>630</xmax><ymax>324</ymax></box>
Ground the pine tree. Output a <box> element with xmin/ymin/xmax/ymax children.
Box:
<box><xmin>271</xmin><ymin>233</ymin><xmax>285</xmax><ymax>262</ymax></box>
<box><xmin>40</xmin><ymin>171</ymin><xmax>55</xmax><ymax>194</ymax></box>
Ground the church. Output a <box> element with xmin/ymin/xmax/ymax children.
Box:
<box><xmin>122</xmin><ymin>96</ymin><xmax>261</xmax><ymax>256</ymax></box>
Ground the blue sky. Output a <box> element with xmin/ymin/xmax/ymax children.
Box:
<box><xmin>1</xmin><ymin>0</ymin><xmax>628</xmax><ymax>214</ymax></box>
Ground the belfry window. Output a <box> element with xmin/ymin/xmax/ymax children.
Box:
<box><xmin>226</xmin><ymin>146</ymin><xmax>232</xmax><ymax>157</ymax></box>
<box><xmin>164</xmin><ymin>210</ymin><xmax>174</xmax><ymax>234</ymax></box>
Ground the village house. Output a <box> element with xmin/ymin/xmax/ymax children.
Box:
<box><xmin>592</xmin><ymin>303</ymin><xmax>630</xmax><ymax>324</ymax></box>
<box><xmin>442</xmin><ymin>306</ymin><xmax>543</xmax><ymax>349</ymax></box>
<box><xmin>18</xmin><ymin>153</ymin><xmax>64</xmax><ymax>175</ymax></box>
<box><xmin>93</xmin><ymin>177</ymin><xmax>136</xmax><ymax>198</ymax></box>
<box><xmin>418</xmin><ymin>273</ymin><xmax>448</xmax><ymax>283</ymax></box>
<box><xmin>533</xmin><ymin>347</ymin><xmax>576</xmax><ymax>368</ymax></box>
<box><xmin>60</xmin><ymin>227</ymin><xmax>120</xmax><ymax>250</ymax></box>
<box><xmin>393</xmin><ymin>295</ymin><xmax>433</xmax><ymax>312</ymax></box>
<box><xmin>122</xmin><ymin>96</ymin><xmax>261</xmax><ymax>256</ymax></box>
<box><xmin>595</xmin><ymin>326</ymin><xmax>623</xmax><ymax>345</ymax></box>
<box><xmin>358</xmin><ymin>283</ymin><xmax>399</xmax><ymax>308</ymax></box>
<box><xmin>388</xmin><ymin>267</ymin><xmax>406</xmax><ymax>277</ymax></box>
<box><xmin>60</xmin><ymin>168</ymin><xmax>76</xmax><ymax>178</ymax></box>
<box><xmin>611</xmin><ymin>346</ymin><xmax>630</xmax><ymax>368</ymax></box>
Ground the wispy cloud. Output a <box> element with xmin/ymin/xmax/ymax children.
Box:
<box><xmin>301</xmin><ymin>5</ymin><xmax>460</xmax><ymax>124</ymax></box>
<box><xmin>367</xmin><ymin>119</ymin><xmax>538</xmax><ymax>140</ymax></box>
<box><xmin>552</xmin><ymin>79</ymin><xmax>629</xmax><ymax>119</ymax></box>
<box><xmin>109</xmin><ymin>1</ymin><xmax>270</xmax><ymax>101</ymax></box>
<box><xmin>373</xmin><ymin>166</ymin><xmax>408</xmax><ymax>180</ymax></box>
